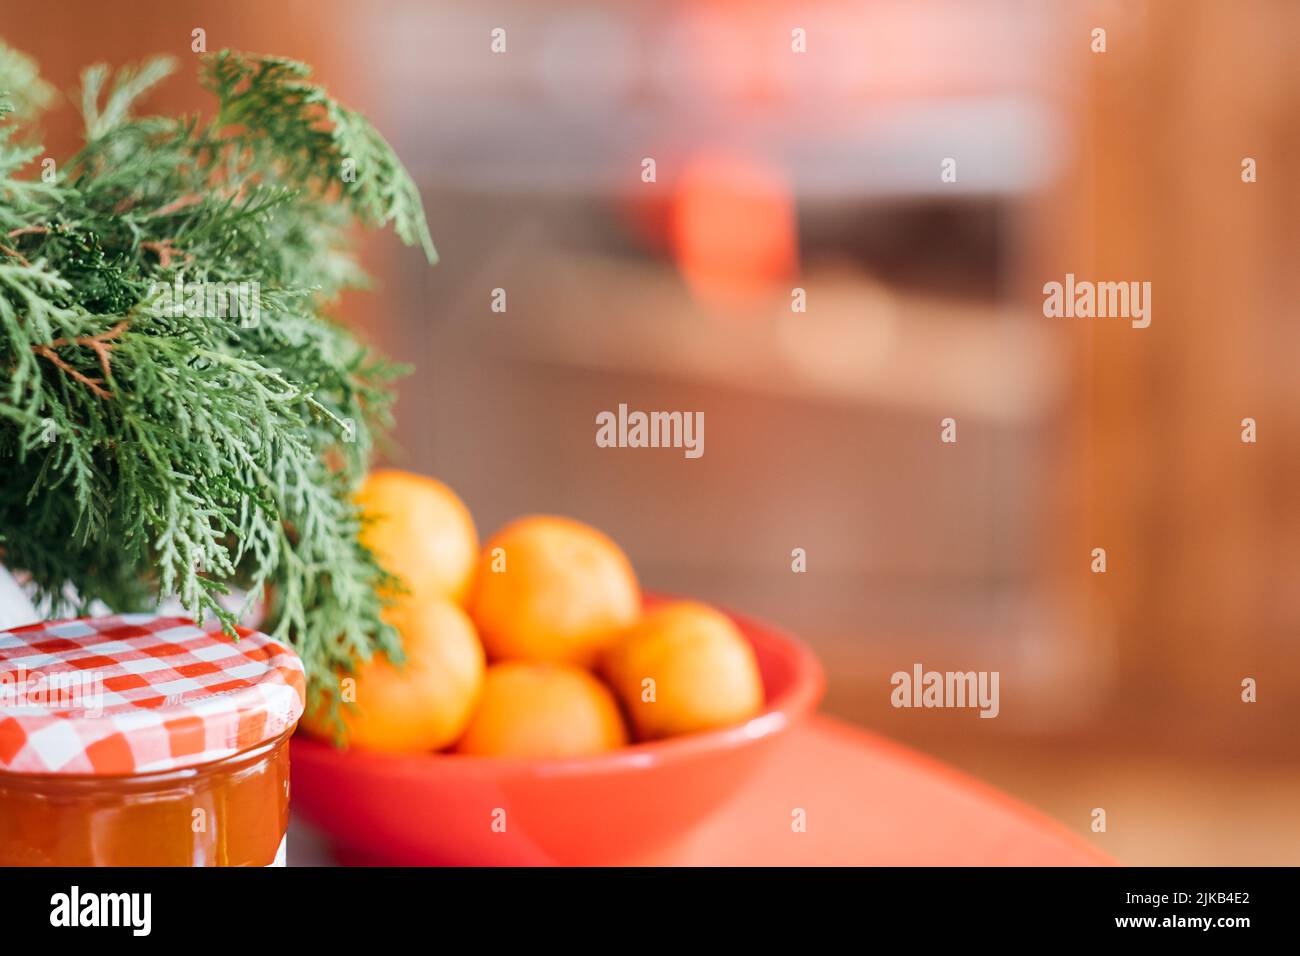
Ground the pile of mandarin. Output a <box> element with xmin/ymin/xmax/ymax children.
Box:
<box><xmin>301</xmin><ymin>470</ymin><xmax>764</xmax><ymax>758</ymax></box>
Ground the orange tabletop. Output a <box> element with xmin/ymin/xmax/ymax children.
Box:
<box><xmin>289</xmin><ymin>715</ymin><xmax>1110</xmax><ymax>866</ymax></box>
<box><xmin>625</xmin><ymin>716</ymin><xmax>1109</xmax><ymax>866</ymax></box>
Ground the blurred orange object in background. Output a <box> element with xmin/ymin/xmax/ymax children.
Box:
<box><xmin>670</xmin><ymin>151</ymin><xmax>797</xmax><ymax>313</ymax></box>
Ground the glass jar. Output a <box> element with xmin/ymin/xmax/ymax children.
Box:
<box><xmin>0</xmin><ymin>613</ymin><xmax>305</xmax><ymax>867</ymax></box>
<box><xmin>0</xmin><ymin>732</ymin><xmax>291</xmax><ymax>866</ymax></box>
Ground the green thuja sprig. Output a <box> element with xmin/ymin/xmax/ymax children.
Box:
<box><xmin>0</xmin><ymin>41</ymin><xmax>436</xmax><ymax>720</ymax></box>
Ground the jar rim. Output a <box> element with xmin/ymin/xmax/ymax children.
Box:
<box><xmin>0</xmin><ymin>730</ymin><xmax>292</xmax><ymax>789</ymax></box>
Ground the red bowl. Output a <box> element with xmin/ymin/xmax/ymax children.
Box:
<box><xmin>289</xmin><ymin>600</ymin><xmax>823</xmax><ymax>865</ymax></box>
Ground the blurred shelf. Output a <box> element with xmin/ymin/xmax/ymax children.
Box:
<box><xmin>440</xmin><ymin>252</ymin><xmax>1070</xmax><ymax>426</ymax></box>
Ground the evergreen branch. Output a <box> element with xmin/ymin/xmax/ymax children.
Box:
<box><xmin>0</xmin><ymin>41</ymin><xmax>436</xmax><ymax>715</ymax></box>
<box><xmin>80</xmin><ymin>56</ymin><xmax>175</xmax><ymax>141</ymax></box>
<box><xmin>202</xmin><ymin>51</ymin><xmax>437</xmax><ymax>263</ymax></box>
<box><xmin>0</xmin><ymin>40</ymin><xmax>55</xmax><ymax>120</ymax></box>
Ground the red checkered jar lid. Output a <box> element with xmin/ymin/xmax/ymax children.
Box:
<box><xmin>0</xmin><ymin>614</ymin><xmax>306</xmax><ymax>775</ymax></box>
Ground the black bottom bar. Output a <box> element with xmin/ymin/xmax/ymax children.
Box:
<box><xmin>0</xmin><ymin>866</ymin><xmax>1276</xmax><ymax>941</ymax></box>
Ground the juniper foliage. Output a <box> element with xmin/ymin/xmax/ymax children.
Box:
<box><xmin>0</xmin><ymin>42</ymin><xmax>436</xmax><ymax>717</ymax></box>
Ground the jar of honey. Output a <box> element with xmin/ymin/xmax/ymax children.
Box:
<box><xmin>0</xmin><ymin>614</ymin><xmax>305</xmax><ymax>866</ymax></box>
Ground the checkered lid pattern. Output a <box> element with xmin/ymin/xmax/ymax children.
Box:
<box><xmin>0</xmin><ymin>614</ymin><xmax>305</xmax><ymax>775</ymax></box>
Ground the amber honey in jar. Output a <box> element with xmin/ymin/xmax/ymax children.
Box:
<box><xmin>0</xmin><ymin>613</ymin><xmax>305</xmax><ymax>866</ymax></box>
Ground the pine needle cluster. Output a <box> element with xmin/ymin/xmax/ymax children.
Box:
<box><xmin>0</xmin><ymin>41</ymin><xmax>436</xmax><ymax>716</ymax></box>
